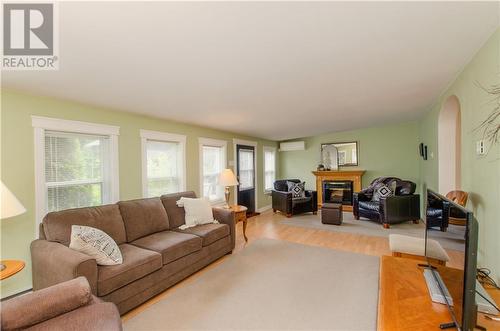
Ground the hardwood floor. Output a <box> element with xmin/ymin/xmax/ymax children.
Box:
<box><xmin>122</xmin><ymin>209</ymin><xmax>464</xmax><ymax>322</ymax></box>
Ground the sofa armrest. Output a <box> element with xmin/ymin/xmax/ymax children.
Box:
<box><xmin>1</xmin><ymin>277</ymin><xmax>93</xmax><ymax>331</ymax></box>
<box><xmin>212</xmin><ymin>208</ymin><xmax>236</xmax><ymax>250</ymax></box>
<box><xmin>380</xmin><ymin>194</ymin><xmax>420</xmax><ymax>223</ymax></box>
<box><xmin>31</xmin><ymin>239</ymin><xmax>98</xmax><ymax>294</ymax></box>
<box><xmin>272</xmin><ymin>190</ymin><xmax>292</xmax><ymax>214</ymax></box>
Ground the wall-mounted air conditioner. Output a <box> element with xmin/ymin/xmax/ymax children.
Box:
<box><xmin>279</xmin><ymin>141</ymin><xmax>305</xmax><ymax>151</ymax></box>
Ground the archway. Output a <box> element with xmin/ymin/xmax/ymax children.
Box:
<box><xmin>438</xmin><ymin>95</ymin><xmax>461</xmax><ymax>194</ymax></box>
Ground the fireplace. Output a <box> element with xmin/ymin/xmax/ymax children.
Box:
<box><xmin>322</xmin><ymin>180</ymin><xmax>354</xmax><ymax>206</ymax></box>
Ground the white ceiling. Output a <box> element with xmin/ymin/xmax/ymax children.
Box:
<box><xmin>2</xmin><ymin>1</ymin><xmax>499</xmax><ymax>141</ymax></box>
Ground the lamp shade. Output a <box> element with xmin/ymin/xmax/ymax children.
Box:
<box><xmin>218</xmin><ymin>169</ymin><xmax>239</xmax><ymax>187</ymax></box>
<box><xmin>1</xmin><ymin>181</ymin><xmax>26</xmax><ymax>219</ymax></box>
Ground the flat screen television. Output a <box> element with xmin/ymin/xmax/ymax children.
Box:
<box><xmin>425</xmin><ymin>188</ymin><xmax>478</xmax><ymax>331</ymax></box>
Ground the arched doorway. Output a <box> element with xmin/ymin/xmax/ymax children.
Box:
<box><xmin>438</xmin><ymin>95</ymin><xmax>461</xmax><ymax>194</ymax></box>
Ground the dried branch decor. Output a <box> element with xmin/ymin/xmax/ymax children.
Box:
<box><xmin>475</xmin><ymin>82</ymin><xmax>500</xmax><ymax>146</ymax></box>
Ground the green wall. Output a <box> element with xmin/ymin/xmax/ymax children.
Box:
<box><xmin>279</xmin><ymin>121</ymin><xmax>421</xmax><ymax>190</ymax></box>
<box><xmin>419</xmin><ymin>29</ymin><xmax>500</xmax><ymax>281</ymax></box>
<box><xmin>0</xmin><ymin>89</ymin><xmax>277</xmax><ymax>297</ymax></box>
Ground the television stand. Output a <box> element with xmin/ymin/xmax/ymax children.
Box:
<box><xmin>378</xmin><ymin>256</ymin><xmax>498</xmax><ymax>330</ymax></box>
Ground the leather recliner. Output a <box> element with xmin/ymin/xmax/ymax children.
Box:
<box><xmin>426</xmin><ymin>190</ymin><xmax>451</xmax><ymax>232</ymax></box>
<box><xmin>272</xmin><ymin>179</ymin><xmax>318</xmax><ymax>217</ymax></box>
<box><xmin>353</xmin><ymin>177</ymin><xmax>420</xmax><ymax>228</ymax></box>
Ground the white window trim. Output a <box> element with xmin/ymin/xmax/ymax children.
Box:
<box><xmin>233</xmin><ymin>139</ymin><xmax>258</xmax><ymax>209</ymax></box>
<box><xmin>140</xmin><ymin>130</ymin><xmax>187</xmax><ymax>197</ymax></box>
<box><xmin>199</xmin><ymin>137</ymin><xmax>227</xmax><ymax>205</ymax></box>
<box><xmin>263</xmin><ymin>146</ymin><xmax>277</xmax><ymax>194</ymax></box>
<box><xmin>32</xmin><ymin>116</ymin><xmax>120</xmax><ymax>238</ymax></box>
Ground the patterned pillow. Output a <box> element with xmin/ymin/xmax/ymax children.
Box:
<box><xmin>287</xmin><ymin>181</ymin><xmax>305</xmax><ymax>198</ymax></box>
<box><xmin>372</xmin><ymin>183</ymin><xmax>394</xmax><ymax>201</ymax></box>
<box><xmin>69</xmin><ymin>225</ymin><xmax>123</xmax><ymax>265</ymax></box>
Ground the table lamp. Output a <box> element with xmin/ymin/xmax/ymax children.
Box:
<box><xmin>218</xmin><ymin>169</ymin><xmax>239</xmax><ymax>208</ymax></box>
<box><xmin>1</xmin><ymin>181</ymin><xmax>27</xmax><ymax>273</ymax></box>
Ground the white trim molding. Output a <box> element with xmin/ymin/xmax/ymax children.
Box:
<box><xmin>232</xmin><ymin>139</ymin><xmax>258</xmax><ymax>210</ymax></box>
<box><xmin>31</xmin><ymin>116</ymin><xmax>120</xmax><ymax>136</ymax></box>
<box><xmin>32</xmin><ymin>116</ymin><xmax>120</xmax><ymax>238</ymax></box>
<box><xmin>140</xmin><ymin>129</ymin><xmax>187</xmax><ymax>197</ymax></box>
<box><xmin>199</xmin><ymin>137</ymin><xmax>228</xmax><ymax>204</ymax></box>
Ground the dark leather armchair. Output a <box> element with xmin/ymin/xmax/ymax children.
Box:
<box><xmin>353</xmin><ymin>177</ymin><xmax>420</xmax><ymax>228</ymax></box>
<box><xmin>426</xmin><ymin>190</ymin><xmax>450</xmax><ymax>232</ymax></box>
<box><xmin>272</xmin><ymin>179</ymin><xmax>318</xmax><ymax>217</ymax></box>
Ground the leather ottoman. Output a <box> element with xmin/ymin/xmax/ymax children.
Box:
<box><xmin>321</xmin><ymin>203</ymin><xmax>343</xmax><ymax>225</ymax></box>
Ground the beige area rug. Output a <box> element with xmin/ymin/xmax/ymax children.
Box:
<box><xmin>281</xmin><ymin>212</ymin><xmax>465</xmax><ymax>251</ymax></box>
<box><xmin>124</xmin><ymin>238</ymin><xmax>379</xmax><ymax>331</ymax></box>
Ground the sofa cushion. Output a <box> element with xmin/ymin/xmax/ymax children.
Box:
<box><xmin>359</xmin><ymin>201</ymin><xmax>379</xmax><ymax>212</ymax></box>
<box><xmin>174</xmin><ymin>223</ymin><xmax>230</xmax><ymax>246</ymax></box>
<box><xmin>131</xmin><ymin>231</ymin><xmax>202</xmax><ymax>265</ymax></box>
<box><xmin>118</xmin><ymin>198</ymin><xmax>170</xmax><ymax>242</ymax></box>
<box><xmin>97</xmin><ymin>244</ymin><xmax>162</xmax><ymax>296</ymax></box>
<box><xmin>160</xmin><ymin>191</ymin><xmax>197</xmax><ymax>228</ymax></box>
<box><xmin>42</xmin><ymin>204</ymin><xmax>127</xmax><ymax>246</ymax></box>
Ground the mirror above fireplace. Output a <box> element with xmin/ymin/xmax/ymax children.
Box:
<box><xmin>321</xmin><ymin>141</ymin><xmax>359</xmax><ymax>167</ymax></box>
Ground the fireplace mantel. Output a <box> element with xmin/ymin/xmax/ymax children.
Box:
<box><xmin>312</xmin><ymin>170</ymin><xmax>365</xmax><ymax>211</ymax></box>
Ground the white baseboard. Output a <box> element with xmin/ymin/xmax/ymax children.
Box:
<box><xmin>257</xmin><ymin>205</ymin><xmax>272</xmax><ymax>213</ymax></box>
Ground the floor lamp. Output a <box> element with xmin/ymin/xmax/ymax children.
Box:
<box><xmin>1</xmin><ymin>181</ymin><xmax>27</xmax><ymax>278</ymax></box>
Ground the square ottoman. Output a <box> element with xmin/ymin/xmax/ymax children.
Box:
<box><xmin>321</xmin><ymin>203</ymin><xmax>343</xmax><ymax>225</ymax></box>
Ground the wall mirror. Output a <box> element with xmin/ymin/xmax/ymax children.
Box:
<box><xmin>320</xmin><ymin>142</ymin><xmax>359</xmax><ymax>167</ymax></box>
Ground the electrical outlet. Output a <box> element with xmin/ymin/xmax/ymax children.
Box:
<box><xmin>476</xmin><ymin>140</ymin><xmax>486</xmax><ymax>155</ymax></box>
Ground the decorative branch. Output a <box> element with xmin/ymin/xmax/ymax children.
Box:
<box><xmin>475</xmin><ymin>82</ymin><xmax>500</xmax><ymax>146</ymax></box>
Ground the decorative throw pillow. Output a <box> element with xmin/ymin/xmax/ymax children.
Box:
<box><xmin>69</xmin><ymin>225</ymin><xmax>123</xmax><ymax>265</ymax></box>
<box><xmin>372</xmin><ymin>183</ymin><xmax>394</xmax><ymax>201</ymax></box>
<box><xmin>176</xmin><ymin>197</ymin><xmax>219</xmax><ymax>230</ymax></box>
<box><xmin>287</xmin><ymin>181</ymin><xmax>305</xmax><ymax>198</ymax></box>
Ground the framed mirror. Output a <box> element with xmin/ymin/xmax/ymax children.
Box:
<box><xmin>320</xmin><ymin>142</ymin><xmax>359</xmax><ymax>167</ymax></box>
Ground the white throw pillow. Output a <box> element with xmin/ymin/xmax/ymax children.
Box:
<box><xmin>69</xmin><ymin>225</ymin><xmax>123</xmax><ymax>265</ymax></box>
<box><xmin>176</xmin><ymin>197</ymin><xmax>219</xmax><ymax>230</ymax></box>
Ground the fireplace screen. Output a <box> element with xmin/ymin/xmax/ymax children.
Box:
<box><xmin>323</xmin><ymin>180</ymin><xmax>354</xmax><ymax>205</ymax></box>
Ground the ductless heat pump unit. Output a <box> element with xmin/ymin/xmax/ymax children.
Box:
<box><xmin>279</xmin><ymin>141</ymin><xmax>305</xmax><ymax>151</ymax></box>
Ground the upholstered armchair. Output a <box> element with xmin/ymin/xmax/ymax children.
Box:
<box><xmin>272</xmin><ymin>179</ymin><xmax>317</xmax><ymax>217</ymax></box>
<box><xmin>426</xmin><ymin>190</ymin><xmax>451</xmax><ymax>232</ymax></box>
<box><xmin>0</xmin><ymin>277</ymin><xmax>122</xmax><ymax>331</ymax></box>
<box><xmin>353</xmin><ymin>177</ymin><xmax>420</xmax><ymax>228</ymax></box>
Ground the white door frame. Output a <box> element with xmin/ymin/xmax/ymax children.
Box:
<box><xmin>233</xmin><ymin>139</ymin><xmax>258</xmax><ymax>209</ymax></box>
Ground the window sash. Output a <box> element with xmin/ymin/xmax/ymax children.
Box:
<box><xmin>43</xmin><ymin>131</ymin><xmax>112</xmax><ymax>213</ymax></box>
<box><xmin>199</xmin><ymin>139</ymin><xmax>227</xmax><ymax>202</ymax></box>
<box><xmin>264</xmin><ymin>149</ymin><xmax>276</xmax><ymax>191</ymax></box>
<box><xmin>238</xmin><ymin>149</ymin><xmax>254</xmax><ymax>190</ymax></box>
<box><xmin>145</xmin><ymin>139</ymin><xmax>182</xmax><ymax>197</ymax></box>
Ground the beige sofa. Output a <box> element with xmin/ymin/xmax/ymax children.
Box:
<box><xmin>1</xmin><ymin>277</ymin><xmax>122</xmax><ymax>331</ymax></box>
<box><xmin>31</xmin><ymin>191</ymin><xmax>235</xmax><ymax>314</ymax></box>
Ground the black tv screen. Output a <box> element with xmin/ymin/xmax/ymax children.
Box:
<box><xmin>425</xmin><ymin>188</ymin><xmax>478</xmax><ymax>331</ymax></box>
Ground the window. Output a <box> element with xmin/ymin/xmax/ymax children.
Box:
<box><xmin>238</xmin><ymin>148</ymin><xmax>254</xmax><ymax>190</ymax></box>
<box><xmin>264</xmin><ymin>146</ymin><xmax>277</xmax><ymax>192</ymax></box>
<box><xmin>45</xmin><ymin>132</ymin><xmax>110</xmax><ymax>211</ymax></box>
<box><xmin>199</xmin><ymin>138</ymin><xmax>227</xmax><ymax>202</ymax></box>
<box><xmin>33</xmin><ymin>116</ymin><xmax>119</xmax><ymax>236</ymax></box>
<box><xmin>141</xmin><ymin>130</ymin><xmax>186</xmax><ymax>197</ymax></box>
